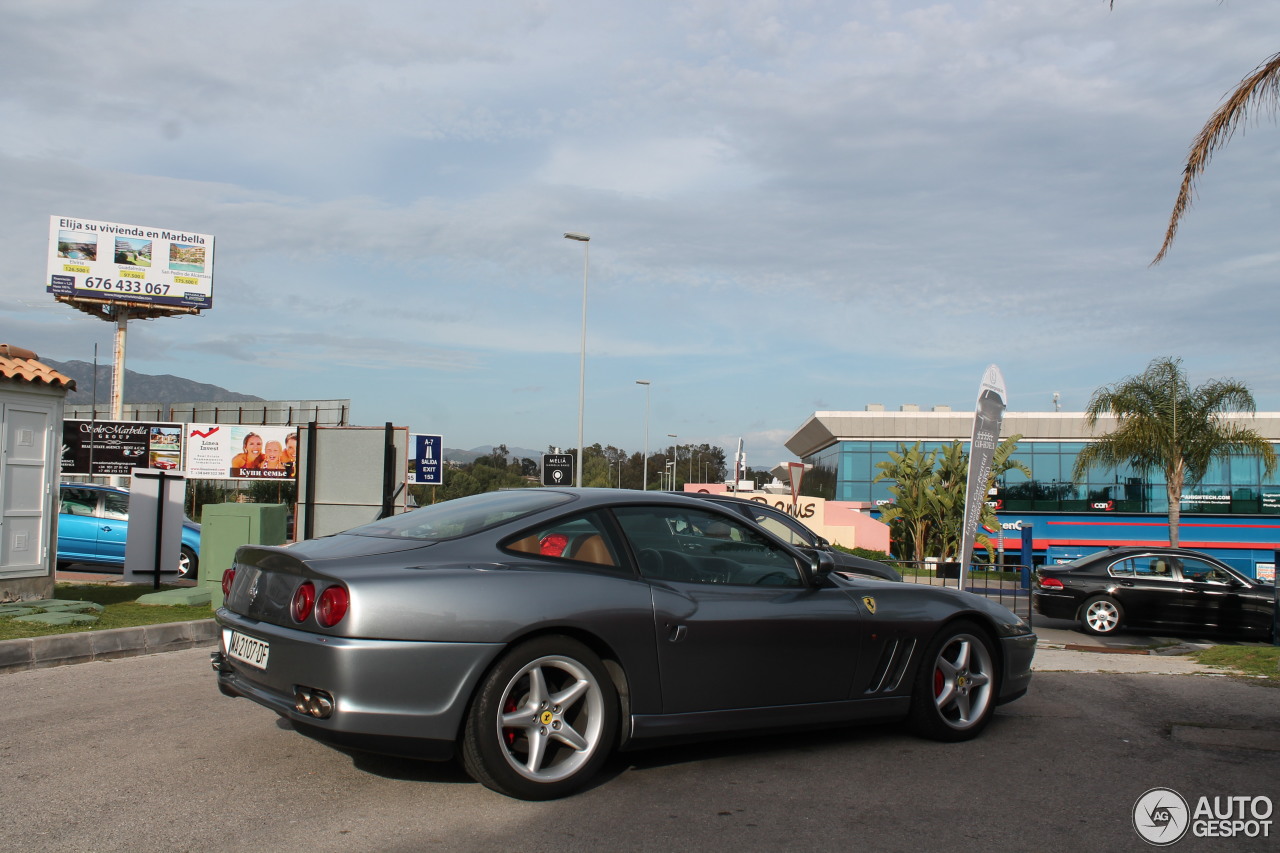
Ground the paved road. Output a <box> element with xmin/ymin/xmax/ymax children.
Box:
<box><xmin>4</xmin><ymin>647</ymin><xmax>1278</xmax><ymax>852</ymax></box>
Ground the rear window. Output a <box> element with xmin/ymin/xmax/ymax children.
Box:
<box><xmin>345</xmin><ymin>490</ymin><xmax>574</xmax><ymax>541</ymax></box>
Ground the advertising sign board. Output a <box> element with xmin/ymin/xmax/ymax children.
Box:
<box><xmin>61</xmin><ymin>419</ymin><xmax>183</xmax><ymax>476</ymax></box>
<box><xmin>958</xmin><ymin>364</ymin><xmax>1007</xmax><ymax>585</ymax></box>
<box><xmin>184</xmin><ymin>423</ymin><xmax>298</xmax><ymax>481</ymax></box>
<box><xmin>409</xmin><ymin>434</ymin><xmax>443</xmax><ymax>485</ymax></box>
<box><xmin>46</xmin><ymin>215</ymin><xmax>215</xmax><ymax>311</ymax></box>
<box><xmin>542</xmin><ymin>453</ymin><xmax>573</xmax><ymax>486</ymax></box>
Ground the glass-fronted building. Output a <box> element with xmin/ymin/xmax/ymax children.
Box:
<box><xmin>786</xmin><ymin>407</ymin><xmax>1280</xmax><ymax>576</ymax></box>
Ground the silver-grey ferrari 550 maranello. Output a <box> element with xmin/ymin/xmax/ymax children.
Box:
<box><xmin>213</xmin><ymin>488</ymin><xmax>1035</xmax><ymax>800</ymax></box>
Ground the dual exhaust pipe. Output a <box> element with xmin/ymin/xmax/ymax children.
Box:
<box><xmin>210</xmin><ymin>652</ymin><xmax>334</xmax><ymax>719</ymax></box>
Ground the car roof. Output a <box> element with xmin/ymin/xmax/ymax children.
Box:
<box><xmin>60</xmin><ymin>482</ymin><xmax>127</xmax><ymax>493</ymax></box>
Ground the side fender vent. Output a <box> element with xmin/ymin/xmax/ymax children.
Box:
<box><xmin>865</xmin><ymin>638</ymin><xmax>917</xmax><ymax>694</ymax></box>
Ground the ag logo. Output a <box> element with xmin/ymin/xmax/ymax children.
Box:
<box><xmin>1133</xmin><ymin>787</ymin><xmax>1189</xmax><ymax>846</ymax></box>
<box><xmin>862</xmin><ymin>596</ymin><xmax>876</xmax><ymax>614</ymax></box>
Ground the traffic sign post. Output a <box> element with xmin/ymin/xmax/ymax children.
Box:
<box><xmin>542</xmin><ymin>453</ymin><xmax>573</xmax><ymax>486</ymax></box>
<box><xmin>410</xmin><ymin>434</ymin><xmax>443</xmax><ymax>486</ymax></box>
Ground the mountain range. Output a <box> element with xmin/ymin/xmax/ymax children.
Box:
<box><xmin>47</xmin><ymin>359</ymin><xmax>264</xmax><ymax>406</ymax></box>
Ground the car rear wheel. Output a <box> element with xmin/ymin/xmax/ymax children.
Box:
<box><xmin>462</xmin><ymin>636</ymin><xmax>617</xmax><ymax>801</ymax></box>
<box><xmin>908</xmin><ymin>620</ymin><xmax>997</xmax><ymax>742</ymax></box>
<box><xmin>1080</xmin><ymin>595</ymin><xmax>1123</xmax><ymax>635</ymax></box>
<box><xmin>178</xmin><ymin>546</ymin><xmax>198</xmax><ymax>581</ymax></box>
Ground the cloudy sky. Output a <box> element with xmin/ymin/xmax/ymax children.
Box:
<box><xmin>5</xmin><ymin>1</ymin><xmax>1280</xmax><ymax>468</ymax></box>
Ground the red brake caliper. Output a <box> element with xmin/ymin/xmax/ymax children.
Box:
<box><xmin>933</xmin><ymin>667</ymin><xmax>944</xmax><ymax>697</ymax></box>
<box><xmin>503</xmin><ymin>696</ymin><xmax>517</xmax><ymax>745</ymax></box>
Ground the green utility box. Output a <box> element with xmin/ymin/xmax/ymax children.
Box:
<box><xmin>201</xmin><ymin>503</ymin><xmax>288</xmax><ymax>608</ymax></box>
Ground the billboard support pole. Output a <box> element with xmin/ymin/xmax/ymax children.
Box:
<box><xmin>110</xmin><ymin>309</ymin><xmax>127</xmax><ymax>421</ymax></box>
<box><xmin>110</xmin><ymin>309</ymin><xmax>130</xmax><ymax>485</ymax></box>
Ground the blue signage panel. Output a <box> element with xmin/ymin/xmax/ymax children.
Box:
<box><xmin>412</xmin><ymin>434</ymin><xmax>443</xmax><ymax>485</ymax></box>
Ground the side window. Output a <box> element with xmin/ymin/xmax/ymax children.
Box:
<box><xmin>61</xmin><ymin>488</ymin><xmax>99</xmax><ymax>517</ymax></box>
<box><xmin>613</xmin><ymin>506</ymin><xmax>803</xmax><ymax>587</ymax></box>
<box><xmin>1130</xmin><ymin>556</ymin><xmax>1174</xmax><ymax>580</ymax></box>
<box><xmin>1181</xmin><ymin>558</ymin><xmax>1232</xmax><ymax>584</ymax></box>
<box><xmin>502</xmin><ymin>512</ymin><xmax>619</xmax><ymax>569</ymax></box>
<box><xmin>102</xmin><ymin>492</ymin><xmax>129</xmax><ymax>521</ymax></box>
<box><xmin>1108</xmin><ymin>559</ymin><xmax>1135</xmax><ymax>578</ymax></box>
<box><xmin>748</xmin><ymin>506</ymin><xmax>813</xmax><ymax>548</ymax></box>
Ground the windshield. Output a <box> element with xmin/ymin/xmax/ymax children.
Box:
<box><xmin>345</xmin><ymin>490</ymin><xmax>574</xmax><ymax>541</ymax></box>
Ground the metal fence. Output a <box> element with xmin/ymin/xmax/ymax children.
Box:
<box><xmin>65</xmin><ymin>400</ymin><xmax>351</xmax><ymax>427</ymax></box>
<box><xmin>894</xmin><ymin>561</ymin><xmax>1034</xmax><ymax>626</ymax></box>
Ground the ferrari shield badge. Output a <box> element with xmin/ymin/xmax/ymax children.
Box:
<box><xmin>862</xmin><ymin>596</ymin><xmax>876</xmax><ymax>614</ymax></box>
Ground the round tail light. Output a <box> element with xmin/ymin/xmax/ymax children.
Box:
<box><xmin>291</xmin><ymin>581</ymin><xmax>316</xmax><ymax>622</ymax></box>
<box><xmin>316</xmin><ymin>584</ymin><xmax>350</xmax><ymax>627</ymax></box>
<box><xmin>221</xmin><ymin>568</ymin><xmax>236</xmax><ymax>598</ymax></box>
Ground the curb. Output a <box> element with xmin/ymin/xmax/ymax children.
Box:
<box><xmin>0</xmin><ymin>619</ymin><xmax>217</xmax><ymax>674</ymax></box>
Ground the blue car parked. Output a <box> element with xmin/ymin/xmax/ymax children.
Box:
<box><xmin>57</xmin><ymin>483</ymin><xmax>201</xmax><ymax>580</ymax></box>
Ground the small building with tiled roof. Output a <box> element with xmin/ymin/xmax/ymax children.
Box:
<box><xmin>0</xmin><ymin>345</ymin><xmax>75</xmax><ymax>600</ymax></box>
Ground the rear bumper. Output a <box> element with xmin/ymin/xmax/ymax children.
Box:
<box><xmin>214</xmin><ymin>609</ymin><xmax>504</xmax><ymax>759</ymax></box>
<box><xmin>1031</xmin><ymin>591</ymin><xmax>1079</xmax><ymax>620</ymax></box>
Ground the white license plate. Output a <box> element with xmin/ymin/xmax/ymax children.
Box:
<box><xmin>227</xmin><ymin>631</ymin><xmax>270</xmax><ymax>670</ymax></box>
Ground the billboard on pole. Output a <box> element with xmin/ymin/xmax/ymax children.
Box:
<box><xmin>958</xmin><ymin>365</ymin><xmax>1007</xmax><ymax>587</ymax></box>
<box><xmin>61</xmin><ymin>419</ymin><xmax>183</xmax><ymax>476</ymax></box>
<box><xmin>185</xmin><ymin>424</ymin><xmax>297</xmax><ymax>480</ymax></box>
<box><xmin>46</xmin><ymin>215</ymin><xmax>214</xmax><ymax>311</ymax></box>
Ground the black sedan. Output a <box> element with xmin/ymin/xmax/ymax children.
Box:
<box><xmin>213</xmin><ymin>489</ymin><xmax>1035</xmax><ymax>800</ymax></box>
<box><xmin>1033</xmin><ymin>547</ymin><xmax>1275</xmax><ymax>638</ymax></box>
<box><xmin>679</xmin><ymin>491</ymin><xmax>902</xmax><ymax>581</ymax></box>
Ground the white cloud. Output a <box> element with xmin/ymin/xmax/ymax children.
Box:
<box><xmin>4</xmin><ymin>0</ymin><xmax>1280</xmax><ymax>465</ymax></box>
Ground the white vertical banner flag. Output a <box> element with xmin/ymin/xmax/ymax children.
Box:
<box><xmin>958</xmin><ymin>365</ymin><xmax>1007</xmax><ymax>588</ymax></box>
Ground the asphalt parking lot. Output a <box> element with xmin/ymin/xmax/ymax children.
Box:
<box><xmin>4</xmin><ymin>645</ymin><xmax>1277</xmax><ymax>853</ymax></box>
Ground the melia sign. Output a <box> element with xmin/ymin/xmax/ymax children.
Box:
<box><xmin>46</xmin><ymin>215</ymin><xmax>215</xmax><ymax>311</ymax></box>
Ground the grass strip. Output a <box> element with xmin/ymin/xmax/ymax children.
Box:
<box><xmin>0</xmin><ymin>583</ymin><xmax>211</xmax><ymax>641</ymax></box>
<box><xmin>1192</xmin><ymin>644</ymin><xmax>1280</xmax><ymax>682</ymax></box>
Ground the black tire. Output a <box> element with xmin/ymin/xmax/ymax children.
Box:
<box><xmin>1080</xmin><ymin>595</ymin><xmax>1123</xmax><ymax>635</ymax></box>
<box><xmin>461</xmin><ymin>636</ymin><xmax>617</xmax><ymax>801</ymax></box>
<box><xmin>178</xmin><ymin>546</ymin><xmax>198</xmax><ymax>581</ymax></box>
<box><xmin>908</xmin><ymin>620</ymin><xmax>998</xmax><ymax>742</ymax></box>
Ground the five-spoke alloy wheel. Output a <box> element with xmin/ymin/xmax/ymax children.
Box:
<box><xmin>909</xmin><ymin>620</ymin><xmax>997</xmax><ymax>741</ymax></box>
<box><xmin>462</xmin><ymin>636</ymin><xmax>618</xmax><ymax>800</ymax></box>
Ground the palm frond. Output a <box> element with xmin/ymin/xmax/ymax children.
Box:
<box><xmin>1153</xmin><ymin>51</ymin><xmax>1280</xmax><ymax>264</ymax></box>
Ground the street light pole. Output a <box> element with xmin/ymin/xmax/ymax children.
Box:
<box><xmin>636</xmin><ymin>380</ymin><xmax>651</xmax><ymax>490</ymax></box>
<box><xmin>668</xmin><ymin>433</ymin><xmax>677</xmax><ymax>491</ymax></box>
<box><xmin>564</xmin><ymin>231</ymin><xmax>590</xmax><ymax>488</ymax></box>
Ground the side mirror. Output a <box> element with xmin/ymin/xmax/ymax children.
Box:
<box><xmin>809</xmin><ymin>550</ymin><xmax>837</xmax><ymax>582</ymax></box>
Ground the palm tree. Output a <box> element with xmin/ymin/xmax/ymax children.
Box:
<box><xmin>1072</xmin><ymin>357</ymin><xmax>1277</xmax><ymax>546</ymax></box>
<box><xmin>930</xmin><ymin>441</ymin><xmax>969</xmax><ymax>562</ymax></box>
<box><xmin>874</xmin><ymin>442</ymin><xmax>938</xmax><ymax>563</ymax></box>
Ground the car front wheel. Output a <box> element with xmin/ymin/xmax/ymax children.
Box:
<box><xmin>178</xmin><ymin>546</ymin><xmax>198</xmax><ymax>581</ymax></box>
<box><xmin>462</xmin><ymin>636</ymin><xmax>618</xmax><ymax>800</ymax></box>
<box><xmin>909</xmin><ymin>620</ymin><xmax>997</xmax><ymax>742</ymax></box>
<box><xmin>1080</xmin><ymin>595</ymin><xmax>1123</xmax><ymax>635</ymax></box>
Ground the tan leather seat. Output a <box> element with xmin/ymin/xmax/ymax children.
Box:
<box><xmin>569</xmin><ymin>534</ymin><xmax>613</xmax><ymax>566</ymax></box>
